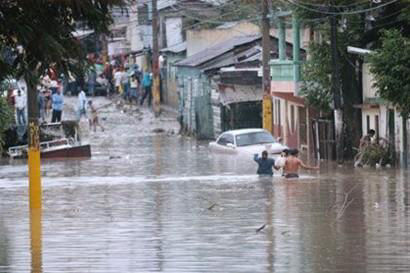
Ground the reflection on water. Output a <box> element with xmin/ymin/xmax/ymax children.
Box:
<box><xmin>30</xmin><ymin>209</ymin><xmax>42</xmax><ymax>273</ymax></box>
<box><xmin>0</xmin><ymin>132</ymin><xmax>410</xmax><ymax>272</ymax></box>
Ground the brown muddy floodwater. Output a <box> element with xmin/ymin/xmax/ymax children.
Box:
<box><xmin>0</xmin><ymin>98</ymin><xmax>409</xmax><ymax>273</ymax></box>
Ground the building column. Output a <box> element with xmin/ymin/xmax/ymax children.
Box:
<box><xmin>292</xmin><ymin>14</ymin><xmax>301</xmax><ymax>84</ymax></box>
<box><xmin>278</xmin><ymin>18</ymin><xmax>286</xmax><ymax>61</ymax></box>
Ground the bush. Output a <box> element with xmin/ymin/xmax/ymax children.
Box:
<box><xmin>0</xmin><ymin>97</ymin><xmax>13</xmax><ymax>153</ymax></box>
<box><xmin>361</xmin><ymin>144</ymin><xmax>391</xmax><ymax>167</ymax></box>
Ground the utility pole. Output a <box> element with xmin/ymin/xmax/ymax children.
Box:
<box><xmin>330</xmin><ymin>14</ymin><xmax>344</xmax><ymax>163</ymax></box>
<box><xmin>152</xmin><ymin>0</ymin><xmax>161</xmax><ymax>116</ymax></box>
<box><xmin>26</xmin><ymin>73</ymin><xmax>42</xmax><ymax>210</ymax></box>
<box><xmin>262</xmin><ymin>0</ymin><xmax>272</xmax><ymax>133</ymax></box>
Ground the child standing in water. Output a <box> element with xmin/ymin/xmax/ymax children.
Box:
<box><xmin>88</xmin><ymin>101</ymin><xmax>105</xmax><ymax>132</ymax></box>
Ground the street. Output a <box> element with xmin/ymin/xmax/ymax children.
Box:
<box><xmin>0</xmin><ymin>97</ymin><xmax>409</xmax><ymax>273</ymax></box>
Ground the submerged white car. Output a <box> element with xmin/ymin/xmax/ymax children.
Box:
<box><xmin>209</xmin><ymin>128</ymin><xmax>288</xmax><ymax>156</ymax></box>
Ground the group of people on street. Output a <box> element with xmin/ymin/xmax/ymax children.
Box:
<box><xmin>5</xmin><ymin>56</ymin><xmax>157</xmax><ymax>134</ymax></box>
<box><xmin>113</xmin><ymin>65</ymin><xmax>153</xmax><ymax>107</ymax></box>
<box><xmin>254</xmin><ymin>148</ymin><xmax>319</xmax><ymax>178</ymax></box>
<box><xmin>6</xmin><ymin>74</ymin><xmax>66</xmax><ymax>127</ymax></box>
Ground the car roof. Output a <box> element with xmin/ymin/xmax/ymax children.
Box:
<box><xmin>222</xmin><ymin>128</ymin><xmax>269</xmax><ymax>136</ymax></box>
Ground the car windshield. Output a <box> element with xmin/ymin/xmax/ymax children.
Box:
<box><xmin>235</xmin><ymin>132</ymin><xmax>276</xmax><ymax>147</ymax></box>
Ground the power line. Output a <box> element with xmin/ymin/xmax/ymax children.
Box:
<box><xmin>289</xmin><ymin>0</ymin><xmax>376</xmax><ymax>8</ymax></box>
<box><xmin>283</xmin><ymin>0</ymin><xmax>400</xmax><ymax>15</ymax></box>
<box><xmin>141</xmin><ymin>5</ymin><xmax>260</xmax><ymax>51</ymax></box>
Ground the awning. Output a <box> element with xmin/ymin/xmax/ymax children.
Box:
<box><xmin>218</xmin><ymin>83</ymin><xmax>263</xmax><ymax>105</ymax></box>
<box><xmin>72</xmin><ymin>30</ymin><xmax>94</xmax><ymax>39</ymax></box>
<box><xmin>353</xmin><ymin>97</ymin><xmax>388</xmax><ymax>109</ymax></box>
<box><xmin>272</xmin><ymin>92</ymin><xmax>305</xmax><ymax>106</ymax></box>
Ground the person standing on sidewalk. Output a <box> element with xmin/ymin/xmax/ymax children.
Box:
<box><xmin>15</xmin><ymin>89</ymin><xmax>26</xmax><ymax>126</ymax></box>
<box><xmin>140</xmin><ymin>70</ymin><xmax>152</xmax><ymax>107</ymax></box>
<box><xmin>51</xmin><ymin>88</ymin><xmax>64</xmax><ymax>122</ymax></box>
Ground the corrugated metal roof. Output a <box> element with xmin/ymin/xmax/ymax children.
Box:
<box><xmin>158</xmin><ymin>0</ymin><xmax>177</xmax><ymax>10</ymax></box>
<box><xmin>203</xmin><ymin>45</ymin><xmax>261</xmax><ymax>71</ymax></box>
<box><xmin>176</xmin><ymin>35</ymin><xmax>261</xmax><ymax>67</ymax></box>
<box><xmin>160</xmin><ymin>42</ymin><xmax>187</xmax><ymax>53</ymax></box>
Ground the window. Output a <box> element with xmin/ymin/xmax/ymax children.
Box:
<box><xmin>217</xmin><ymin>134</ymin><xmax>234</xmax><ymax>146</ymax></box>
<box><xmin>225</xmin><ymin>134</ymin><xmax>234</xmax><ymax>145</ymax></box>
<box><xmin>235</xmin><ymin>132</ymin><xmax>275</xmax><ymax>147</ymax></box>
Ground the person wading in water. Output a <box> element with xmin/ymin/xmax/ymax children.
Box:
<box><xmin>254</xmin><ymin>151</ymin><xmax>279</xmax><ymax>176</ymax></box>
<box><xmin>283</xmin><ymin>149</ymin><xmax>319</xmax><ymax>178</ymax></box>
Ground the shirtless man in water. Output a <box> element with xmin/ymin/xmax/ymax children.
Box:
<box><xmin>284</xmin><ymin>149</ymin><xmax>319</xmax><ymax>178</ymax></box>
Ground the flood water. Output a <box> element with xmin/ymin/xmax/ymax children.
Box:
<box><xmin>0</xmin><ymin>99</ymin><xmax>409</xmax><ymax>273</ymax></box>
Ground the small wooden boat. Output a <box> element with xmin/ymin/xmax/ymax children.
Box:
<box><xmin>8</xmin><ymin>138</ymin><xmax>91</xmax><ymax>159</ymax></box>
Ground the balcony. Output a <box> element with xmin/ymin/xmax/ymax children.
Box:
<box><xmin>270</xmin><ymin>60</ymin><xmax>294</xmax><ymax>81</ymax></box>
<box><xmin>270</xmin><ymin>59</ymin><xmax>302</xmax><ymax>93</ymax></box>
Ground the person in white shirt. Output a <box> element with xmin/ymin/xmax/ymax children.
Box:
<box><xmin>114</xmin><ymin>68</ymin><xmax>123</xmax><ymax>94</ymax></box>
<box><xmin>129</xmin><ymin>74</ymin><xmax>140</xmax><ymax>104</ymax></box>
<box><xmin>275</xmin><ymin>149</ymin><xmax>289</xmax><ymax>176</ymax></box>
<box><xmin>77</xmin><ymin>90</ymin><xmax>87</xmax><ymax>121</ymax></box>
<box><xmin>15</xmin><ymin>90</ymin><xmax>26</xmax><ymax>125</ymax></box>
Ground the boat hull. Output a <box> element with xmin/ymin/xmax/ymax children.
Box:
<box><xmin>41</xmin><ymin>144</ymin><xmax>91</xmax><ymax>159</ymax></box>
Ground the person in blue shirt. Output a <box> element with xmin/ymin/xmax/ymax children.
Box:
<box><xmin>51</xmin><ymin>88</ymin><xmax>64</xmax><ymax>122</ymax></box>
<box><xmin>140</xmin><ymin>71</ymin><xmax>152</xmax><ymax>107</ymax></box>
<box><xmin>254</xmin><ymin>151</ymin><xmax>277</xmax><ymax>176</ymax></box>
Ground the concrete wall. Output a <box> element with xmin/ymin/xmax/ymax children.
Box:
<box><xmin>186</xmin><ymin>22</ymin><xmax>260</xmax><ymax>56</ymax></box>
<box><xmin>108</xmin><ymin>39</ymin><xmax>128</xmax><ymax>56</ymax></box>
<box><xmin>211</xmin><ymin>87</ymin><xmax>222</xmax><ymax>137</ymax></box>
<box><xmin>272</xmin><ymin>97</ymin><xmax>301</xmax><ymax>148</ymax></box>
<box><xmin>361</xmin><ymin>108</ymin><xmax>388</xmax><ymax>139</ymax></box>
<box><xmin>165</xmin><ymin>17</ymin><xmax>183</xmax><ymax>49</ymax></box>
<box><xmin>363</xmin><ymin>63</ymin><xmax>377</xmax><ymax>98</ymax></box>
<box><xmin>163</xmin><ymin>54</ymin><xmax>184</xmax><ymax>109</ymax></box>
<box><xmin>177</xmin><ymin>66</ymin><xmax>214</xmax><ymax>138</ymax></box>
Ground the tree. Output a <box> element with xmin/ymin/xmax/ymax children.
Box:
<box><xmin>0</xmin><ymin>0</ymin><xmax>123</xmax><ymax>208</ymax></box>
<box><xmin>289</xmin><ymin>0</ymin><xmax>408</xmax><ymax>160</ymax></box>
<box><xmin>0</xmin><ymin>0</ymin><xmax>123</xmax><ymax>80</ymax></box>
<box><xmin>369</xmin><ymin>29</ymin><xmax>410</xmax><ymax>166</ymax></box>
<box><xmin>369</xmin><ymin>30</ymin><xmax>410</xmax><ymax>117</ymax></box>
<box><xmin>0</xmin><ymin>0</ymin><xmax>124</xmax><ymax>152</ymax></box>
<box><xmin>300</xmin><ymin>41</ymin><xmax>332</xmax><ymax>113</ymax></box>
<box><xmin>0</xmin><ymin>97</ymin><xmax>13</xmax><ymax>153</ymax></box>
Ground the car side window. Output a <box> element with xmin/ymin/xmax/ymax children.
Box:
<box><xmin>225</xmin><ymin>134</ymin><xmax>234</xmax><ymax>145</ymax></box>
<box><xmin>217</xmin><ymin>135</ymin><xmax>227</xmax><ymax>145</ymax></box>
<box><xmin>217</xmin><ymin>134</ymin><xmax>234</xmax><ymax>146</ymax></box>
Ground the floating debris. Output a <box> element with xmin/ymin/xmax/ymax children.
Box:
<box><xmin>256</xmin><ymin>224</ymin><xmax>266</xmax><ymax>233</ymax></box>
<box><xmin>207</xmin><ymin>203</ymin><xmax>218</xmax><ymax>210</ymax></box>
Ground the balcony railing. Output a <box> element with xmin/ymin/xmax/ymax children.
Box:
<box><xmin>270</xmin><ymin>60</ymin><xmax>302</xmax><ymax>82</ymax></box>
